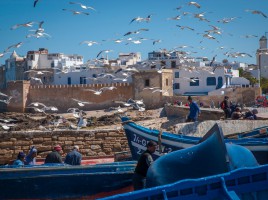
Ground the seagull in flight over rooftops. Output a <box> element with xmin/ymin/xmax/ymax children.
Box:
<box><xmin>188</xmin><ymin>1</ymin><xmax>201</xmax><ymax>8</ymax></box>
<box><xmin>72</xmin><ymin>98</ymin><xmax>93</xmax><ymax>107</ymax></box>
<box><xmin>80</xmin><ymin>40</ymin><xmax>98</xmax><ymax>46</ymax></box>
<box><xmin>245</xmin><ymin>9</ymin><xmax>267</xmax><ymax>18</ymax></box>
<box><xmin>152</xmin><ymin>39</ymin><xmax>162</xmax><ymax>45</ymax></box>
<box><xmin>0</xmin><ymin>52</ymin><xmax>11</xmax><ymax>58</ymax></box>
<box><xmin>96</xmin><ymin>50</ymin><xmax>113</xmax><ymax>58</ymax></box>
<box><xmin>4</xmin><ymin>42</ymin><xmax>23</xmax><ymax>53</ymax></box>
<box><xmin>69</xmin><ymin>2</ymin><xmax>96</xmax><ymax>11</ymax></box>
<box><xmin>62</xmin><ymin>9</ymin><xmax>90</xmax><ymax>15</ymax></box>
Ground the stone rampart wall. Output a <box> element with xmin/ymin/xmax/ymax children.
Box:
<box><xmin>0</xmin><ymin>129</ymin><xmax>129</xmax><ymax>165</ymax></box>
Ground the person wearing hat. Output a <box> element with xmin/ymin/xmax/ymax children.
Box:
<box><xmin>186</xmin><ymin>96</ymin><xmax>201</xmax><ymax>122</ymax></box>
<box><xmin>44</xmin><ymin>145</ymin><xmax>63</xmax><ymax>164</ymax></box>
<box><xmin>132</xmin><ymin>140</ymin><xmax>158</xmax><ymax>190</ymax></box>
<box><xmin>13</xmin><ymin>152</ymin><xmax>26</xmax><ymax>166</ymax></box>
<box><xmin>25</xmin><ymin>146</ymin><xmax>38</xmax><ymax>165</ymax></box>
<box><xmin>64</xmin><ymin>145</ymin><xmax>82</xmax><ymax>165</ymax></box>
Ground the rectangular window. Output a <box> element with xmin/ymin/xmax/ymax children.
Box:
<box><xmin>190</xmin><ymin>78</ymin><xmax>199</xmax><ymax>86</ymax></box>
<box><xmin>175</xmin><ymin>72</ymin><xmax>180</xmax><ymax>78</ymax></box>
<box><xmin>80</xmin><ymin>77</ymin><xmax>86</xmax><ymax>84</ymax></box>
<box><xmin>207</xmin><ymin>77</ymin><xmax>216</xmax><ymax>86</ymax></box>
<box><xmin>171</xmin><ymin>61</ymin><xmax>176</xmax><ymax>68</ymax></box>
<box><xmin>68</xmin><ymin>77</ymin><xmax>71</xmax><ymax>85</ymax></box>
<box><xmin>145</xmin><ymin>79</ymin><xmax>150</xmax><ymax>87</ymax></box>
<box><xmin>173</xmin><ymin>83</ymin><xmax>180</xmax><ymax>89</ymax></box>
<box><xmin>166</xmin><ymin>79</ymin><xmax>168</xmax><ymax>86</ymax></box>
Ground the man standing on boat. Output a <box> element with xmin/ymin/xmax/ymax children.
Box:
<box><xmin>44</xmin><ymin>145</ymin><xmax>63</xmax><ymax>164</ymax></box>
<box><xmin>186</xmin><ymin>96</ymin><xmax>201</xmax><ymax>122</ymax></box>
<box><xmin>132</xmin><ymin>140</ymin><xmax>158</xmax><ymax>190</ymax></box>
<box><xmin>64</xmin><ymin>145</ymin><xmax>82</xmax><ymax>165</ymax></box>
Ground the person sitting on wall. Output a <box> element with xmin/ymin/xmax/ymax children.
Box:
<box><xmin>231</xmin><ymin>107</ymin><xmax>243</xmax><ymax>120</ymax></box>
<box><xmin>25</xmin><ymin>146</ymin><xmax>38</xmax><ymax>165</ymax></box>
<box><xmin>244</xmin><ymin>109</ymin><xmax>258</xmax><ymax>120</ymax></box>
<box><xmin>186</xmin><ymin>96</ymin><xmax>201</xmax><ymax>122</ymax></box>
<box><xmin>13</xmin><ymin>152</ymin><xmax>26</xmax><ymax>166</ymax></box>
<box><xmin>64</xmin><ymin>145</ymin><xmax>82</xmax><ymax>165</ymax></box>
<box><xmin>44</xmin><ymin>145</ymin><xmax>63</xmax><ymax>164</ymax></box>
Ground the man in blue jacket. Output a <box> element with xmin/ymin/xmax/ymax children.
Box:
<box><xmin>186</xmin><ymin>96</ymin><xmax>201</xmax><ymax>122</ymax></box>
<box><xmin>64</xmin><ymin>145</ymin><xmax>82</xmax><ymax>165</ymax></box>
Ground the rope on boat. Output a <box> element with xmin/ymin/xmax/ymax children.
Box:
<box><xmin>158</xmin><ymin>129</ymin><xmax>163</xmax><ymax>154</ymax></box>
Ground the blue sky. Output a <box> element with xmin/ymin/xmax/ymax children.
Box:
<box><xmin>0</xmin><ymin>0</ymin><xmax>267</xmax><ymax>65</ymax></box>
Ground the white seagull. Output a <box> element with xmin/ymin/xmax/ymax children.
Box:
<box><xmin>72</xmin><ymin>98</ymin><xmax>93</xmax><ymax>106</ymax></box>
<box><xmin>69</xmin><ymin>2</ymin><xmax>96</xmax><ymax>11</ymax></box>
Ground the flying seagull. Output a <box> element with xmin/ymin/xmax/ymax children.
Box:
<box><xmin>245</xmin><ymin>9</ymin><xmax>267</xmax><ymax>18</ymax></box>
<box><xmin>33</xmin><ymin>0</ymin><xmax>40</xmax><ymax>7</ymax></box>
<box><xmin>188</xmin><ymin>1</ymin><xmax>201</xmax><ymax>9</ymax></box>
<box><xmin>69</xmin><ymin>2</ymin><xmax>96</xmax><ymax>11</ymax></box>
<box><xmin>62</xmin><ymin>9</ymin><xmax>90</xmax><ymax>15</ymax></box>
<box><xmin>96</xmin><ymin>49</ymin><xmax>113</xmax><ymax>58</ymax></box>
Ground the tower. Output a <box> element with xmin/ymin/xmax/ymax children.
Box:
<box><xmin>259</xmin><ymin>36</ymin><xmax>267</xmax><ymax>49</ymax></box>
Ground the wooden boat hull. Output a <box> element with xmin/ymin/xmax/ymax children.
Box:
<box><xmin>0</xmin><ymin>161</ymin><xmax>136</xmax><ymax>199</ymax></box>
<box><xmin>121</xmin><ymin>117</ymin><xmax>268</xmax><ymax>164</ymax></box>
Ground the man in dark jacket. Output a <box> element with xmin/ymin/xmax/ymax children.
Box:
<box><xmin>64</xmin><ymin>145</ymin><xmax>82</xmax><ymax>165</ymax></box>
<box><xmin>222</xmin><ymin>96</ymin><xmax>231</xmax><ymax>119</ymax></box>
<box><xmin>44</xmin><ymin>145</ymin><xmax>63</xmax><ymax>164</ymax></box>
<box><xmin>132</xmin><ymin>140</ymin><xmax>158</xmax><ymax>190</ymax></box>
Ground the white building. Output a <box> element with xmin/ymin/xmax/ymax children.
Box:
<box><xmin>256</xmin><ymin>35</ymin><xmax>268</xmax><ymax>79</ymax></box>
<box><xmin>26</xmin><ymin>48</ymin><xmax>83</xmax><ymax>70</ymax></box>
<box><xmin>118</xmin><ymin>52</ymin><xmax>141</xmax><ymax>66</ymax></box>
<box><xmin>147</xmin><ymin>50</ymin><xmax>197</xmax><ymax>69</ymax></box>
<box><xmin>170</xmin><ymin>66</ymin><xmax>249</xmax><ymax>96</ymax></box>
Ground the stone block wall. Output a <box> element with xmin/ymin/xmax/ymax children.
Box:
<box><xmin>0</xmin><ymin>129</ymin><xmax>129</xmax><ymax>165</ymax></box>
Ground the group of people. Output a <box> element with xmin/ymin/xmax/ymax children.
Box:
<box><xmin>13</xmin><ymin>145</ymin><xmax>82</xmax><ymax>166</ymax></box>
<box><xmin>183</xmin><ymin>95</ymin><xmax>258</xmax><ymax>122</ymax></box>
<box><xmin>221</xmin><ymin>96</ymin><xmax>258</xmax><ymax>120</ymax></box>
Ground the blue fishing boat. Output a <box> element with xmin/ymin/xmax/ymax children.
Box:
<box><xmin>100</xmin><ymin>121</ymin><xmax>263</xmax><ymax>200</ymax></box>
<box><xmin>0</xmin><ymin>161</ymin><xmax>136</xmax><ymax>199</ymax></box>
<box><xmin>121</xmin><ymin>117</ymin><xmax>268</xmax><ymax>164</ymax></box>
<box><xmin>224</xmin><ymin>125</ymin><xmax>268</xmax><ymax>139</ymax></box>
<box><xmin>146</xmin><ymin>123</ymin><xmax>258</xmax><ymax>188</ymax></box>
<box><xmin>100</xmin><ymin>164</ymin><xmax>268</xmax><ymax>200</ymax></box>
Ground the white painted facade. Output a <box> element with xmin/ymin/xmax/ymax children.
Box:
<box><xmin>256</xmin><ymin>36</ymin><xmax>268</xmax><ymax>79</ymax></box>
<box><xmin>118</xmin><ymin>52</ymin><xmax>141</xmax><ymax>66</ymax></box>
<box><xmin>169</xmin><ymin>67</ymin><xmax>246</xmax><ymax>95</ymax></box>
<box><xmin>53</xmin><ymin>66</ymin><xmax>132</xmax><ymax>85</ymax></box>
<box><xmin>26</xmin><ymin>48</ymin><xmax>83</xmax><ymax>70</ymax></box>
